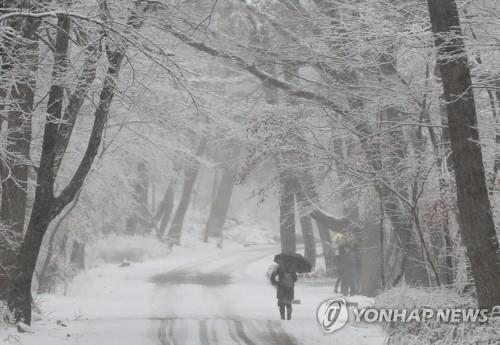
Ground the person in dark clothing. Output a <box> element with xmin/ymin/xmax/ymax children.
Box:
<box><xmin>352</xmin><ymin>244</ymin><xmax>362</xmax><ymax>294</ymax></box>
<box><xmin>270</xmin><ymin>265</ymin><xmax>298</xmax><ymax>320</ymax></box>
<box><xmin>341</xmin><ymin>244</ymin><xmax>361</xmax><ymax>296</ymax></box>
<box><xmin>334</xmin><ymin>244</ymin><xmax>347</xmax><ymax>293</ymax></box>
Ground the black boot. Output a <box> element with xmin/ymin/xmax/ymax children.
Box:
<box><xmin>286</xmin><ymin>304</ymin><xmax>292</xmax><ymax>320</ymax></box>
<box><xmin>279</xmin><ymin>304</ymin><xmax>286</xmax><ymax>320</ymax></box>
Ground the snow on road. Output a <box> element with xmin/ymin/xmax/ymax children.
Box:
<box><xmin>1</xmin><ymin>242</ymin><xmax>385</xmax><ymax>345</ymax></box>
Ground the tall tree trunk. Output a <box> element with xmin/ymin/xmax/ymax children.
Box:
<box><xmin>204</xmin><ymin>142</ymin><xmax>240</xmax><ymax>242</ymax></box>
<box><xmin>295</xmin><ymin>189</ymin><xmax>316</xmax><ymax>269</ymax></box>
<box><xmin>126</xmin><ymin>161</ymin><xmax>150</xmax><ymax>235</ymax></box>
<box><xmin>299</xmin><ymin>215</ymin><xmax>316</xmax><ymax>268</ymax></box>
<box><xmin>204</xmin><ymin>168</ymin><xmax>236</xmax><ymax>241</ymax></box>
<box><xmin>0</xmin><ymin>3</ymin><xmax>39</xmax><ymax>234</ymax></box>
<box><xmin>167</xmin><ymin>137</ymin><xmax>207</xmax><ymax>245</ymax></box>
<box><xmin>427</xmin><ymin>0</ymin><xmax>500</xmax><ymax>309</ymax></box>
<box><xmin>296</xmin><ymin>170</ymin><xmax>338</xmax><ymax>274</ymax></box>
<box><xmin>156</xmin><ymin>179</ymin><xmax>176</xmax><ymax>239</ymax></box>
<box><xmin>332</xmin><ymin>137</ymin><xmax>360</xmax><ymax>226</ymax></box>
<box><xmin>204</xmin><ymin>169</ymin><xmax>220</xmax><ymax>243</ymax></box>
<box><xmin>1</xmin><ymin>79</ymin><xmax>35</xmax><ymax>233</ymax></box>
<box><xmin>69</xmin><ymin>241</ymin><xmax>85</xmax><ymax>271</ymax></box>
<box><xmin>316</xmin><ymin>220</ymin><xmax>334</xmax><ymax>276</ymax></box>
<box><xmin>278</xmin><ymin>174</ymin><xmax>296</xmax><ymax>254</ymax></box>
<box><xmin>0</xmin><ymin>12</ymin><xmax>40</xmax><ymax>294</ymax></box>
<box><xmin>360</xmin><ymin>221</ymin><xmax>382</xmax><ymax>296</ymax></box>
<box><xmin>437</xmin><ymin>89</ymin><xmax>455</xmax><ymax>286</ymax></box>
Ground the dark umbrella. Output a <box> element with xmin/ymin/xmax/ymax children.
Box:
<box><xmin>274</xmin><ymin>253</ymin><xmax>312</xmax><ymax>273</ymax></box>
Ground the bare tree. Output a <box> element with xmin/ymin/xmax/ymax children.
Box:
<box><xmin>8</xmin><ymin>1</ymin><xmax>148</xmax><ymax>322</ymax></box>
<box><xmin>167</xmin><ymin>137</ymin><xmax>207</xmax><ymax>245</ymax></box>
<box><xmin>427</xmin><ymin>0</ymin><xmax>500</xmax><ymax>309</ymax></box>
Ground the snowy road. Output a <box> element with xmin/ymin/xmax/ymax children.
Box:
<box><xmin>156</xmin><ymin>318</ymin><xmax>296</xmax><ymax>345</ymax></box>
<box><xmin>25</xmin><ymin>243</ymin><xmax>385</xmax><ymax>345</ymax></box>
<box><xmin>149</xmin><ymin>245</ymin><xmax>300</xmax><ymax>345</ymax></box>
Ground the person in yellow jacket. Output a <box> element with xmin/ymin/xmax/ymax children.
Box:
<box><xmin>333</xmin><ymin>232</ymin><xmax>345</xmax><ymax>243</ymax></box>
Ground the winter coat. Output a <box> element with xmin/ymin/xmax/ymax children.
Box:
<box><xmin>339</xmin><ymin>246</ymin><xmax>361</xmax><ymax>286</ymax></box>
<box><xmin>270</xmin><ymin>267</ymin><xmax>298</xmax><ymax>305</ymax></box>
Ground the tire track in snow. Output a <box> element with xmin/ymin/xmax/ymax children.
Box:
<box><xmin>224</xmin><ymin>319</ymin><xmax>244</xmax><ymax>345</ymax></box>
<box><xmin>198</xmin><ymin>319</ymin><xmax>210</xmax><ymax>345</ymax></box>
<box><xmin>267</xmin><ymin>320</ymin><xmax>298</xmax><ymax>345</ymax></box>
<box><xmin>231</xmin><ymin>319</ymin><xmax>257</xmax><ymax>345</ymax></box>
<box><xmin>157</xmin><ymin>319</ymin><xmax>175</xmax><ymax>345</ymax></box>
<box><xmin>157</xmin><ymin>318</ymin><xmax>300</xmax><ymax>345</ymax></box>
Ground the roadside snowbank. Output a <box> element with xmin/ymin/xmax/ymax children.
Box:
<box><xmin>375</xmin><ymin>286</ymin><xmax>499</xmax><ymax>345</ymax></box>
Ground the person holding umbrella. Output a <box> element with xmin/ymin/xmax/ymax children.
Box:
<box><xmin>270</xmin><ymin>253</ymin><xmax>311</xmax><ymax>320</ymax></box>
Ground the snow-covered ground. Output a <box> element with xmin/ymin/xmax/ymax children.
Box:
<box><xmin>1</xmin><ymin>240</ymin><xmax>385</xmax><ymax>345</ymax></box>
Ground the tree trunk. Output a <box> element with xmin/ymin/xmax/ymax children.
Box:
<box><xmin>156</xmin><ymin>180</ymin><xmax>176</xmax><ymax>239</ymax></box>
<box><xmin>126</xmin><ymin>161</ymin><xmax>150</xmax><ymax>235</ymax></box>
<box><xmin>0</xmin><ymin>13</ymin><xmax>40</xmax><ymax>294</ymax></box>
<box><xmin>427</xmin><ymin>0</ymin><xmax>500</xmax><ymax>309</ymax></box>
<box><xmin>439</xmin><ymin>178</ymin><xmax>455</xmax><ymax>286</ymax></box>
<box><xmin>204</xmin><ymin>142</ymin><xmax>240</xmax><ymax>242</ymax></box>
<box><xmin>0</xmin><ymin>5</ymin><xmax>39</xmax><ymax>234</ymax></box>
<box><xmin>437</xmin><ymin>90</ymin><xmax>455</xmax><ymax>286</ymax></box>
<box><xmin>299</xmin><ymin>215</ymin><xmax>316</xmax><ymax>269</ymax></box>
<box><xmin>360</xmin><ymin>221</ymin><xmax>382</xmax><ymax>296</ymax></box>
<box><xmin>10</xmin><ymin>214</ymin><xmax>51</xmax><ymax>322</ymax></box>
<box><xmin>332</xmin><ymin>137</ymin><xmax>360</xmax><ymax>227</ymax></box>
<box><xmin>1</xmin><ymin>80</ymin><xmax>35</xmax><ymax>234</ymax></box>
<box><xmin>204</xmin><ymin>169</ymin><xmax>220</xmax><ymax>242</ymax></box>
<box><xmin>204</xmin><ymin>167</ymin><xmax>237</xmax><ymax>240</ymax></box>
<box><xmin>295</xmin><ymin>188</ymin><xmax>316</xmax><ymax>269</ymax></box>
<box><xmin>278</xmin><ymin>175</ymin><xmax>296</xmax><ymax>254</ymax></box>
<box><xmin>167</xmin><ymin>137</ymin><xmax>207</xmax><ymax>245</ymax></box>
<box><xmin>316</xmin><ymin>220</ymin><xmax>334</xmax><ymax>276</ymax></box>
<box><xmin>69</xmin><ymin>241</ymin><xmax>85</xmax><ymax>271</ymax></box>
<box><xmin>434</xmin><ymin>66</ymin><xmax>455</xmax><ymax>286</ymax></box>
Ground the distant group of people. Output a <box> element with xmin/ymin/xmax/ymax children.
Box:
<box><xmin>332</xmin><ymin>233</ymin><xmax>361</xmax><ymax>296</ymax></box>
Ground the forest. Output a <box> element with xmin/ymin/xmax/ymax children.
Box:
<box><xmin>0</xmin><ymin>1</ymin><xmax>499</xmax><ymax>345</ymax></box>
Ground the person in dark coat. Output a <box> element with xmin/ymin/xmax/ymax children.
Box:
<box><xmin>352</xmin><ymin>243</ymin><xmax>362</xmax><ymax>294</ymax></box>
<box><xmin>270</xmin><ymin>265</ymin><xmax>298</xmax><ymax>320</ymax></box>
<box><xmin>334</xmin><ymin>244</ymin><xmax>347</xmax><ymax>293</ymax></box>
<box><xmin>341</xmin><ymin>244</ymin><xmax>361</xmax><ymax>296</ymax></box>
